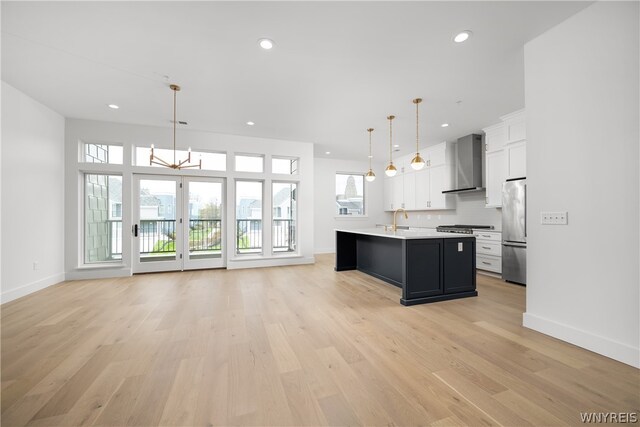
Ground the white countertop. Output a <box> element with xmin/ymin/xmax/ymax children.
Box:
<box><xmin>335</xmin><ymin>228</ymin><xmax>475</xmax><ymax>240</ymax></box>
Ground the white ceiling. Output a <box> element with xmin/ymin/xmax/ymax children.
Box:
<box><xmin>2</xmin><ymin>1</ymin><xmax>590</xmax><ymax>160</ymax></box>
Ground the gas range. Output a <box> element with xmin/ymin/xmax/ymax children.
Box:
<box><xmin>436</xmin><ymin>225</ymin><xmax>494</xmax><ymax>234</ymax></box>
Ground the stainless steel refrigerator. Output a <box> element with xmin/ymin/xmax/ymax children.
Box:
<box><xmin>502</xmin><ymin>178</ymin><xmax>526</xmax><ymax>284</ymax></box>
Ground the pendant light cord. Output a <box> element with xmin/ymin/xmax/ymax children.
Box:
<box><xmin>368</xmin><ymin>129</ymin><xmax>373</xmax><ymax>170</ymax></box>
<box><xmin>389</xmin><ymin>116</ymin><xmax>393</xmax><ymax>163</ymax></box>
<box><xmin>415</xmin><ymin>101</ymin><xmax>419</xmax><ymax>153</ymax></box>
<box><xmin>173</xmin><ymin>87</ymin><xmax>177</xmax><ymax>165</ymax></box>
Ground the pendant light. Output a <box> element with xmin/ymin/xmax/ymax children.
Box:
<box><xmin>410</xmin><ymin>98</ymin><xmax>426</xmax><ymax>170</ymax></box>
<box><xmin>365</xmin><ymin>128</ymin><xmax>376</xmax><ymax>182</ymax></box>
<box><xmin>149</xmin><ymin>84</ymin><xmax>201</xmax><ymax>170</ymax></box>
<box><xmin>385</xmin><ymin>115</ymin><xmax>397</xmax><ymax>177</ymax></box>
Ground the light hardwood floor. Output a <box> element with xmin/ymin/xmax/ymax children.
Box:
<box><xmin>2</xmin><ymin>254</ymin><xmax>638</xmax><ymax>426</ymax></box>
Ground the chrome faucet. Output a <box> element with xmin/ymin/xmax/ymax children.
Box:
<box><xmin>392</xmin><ymin>208</ymin><xmax>408</xmax><ymax>232</ymax></box>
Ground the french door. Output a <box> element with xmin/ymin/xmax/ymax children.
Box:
<box><xmin>133</xmin><ymin>175</ymin><xmax>225</xmax><ymax>273</ymax></box>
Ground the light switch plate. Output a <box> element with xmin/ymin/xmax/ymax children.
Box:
<box><xmin>541</xmin><ymin>211</ymin><xmax>568</xmax><ymax>225</ymax></box>
<box><xmin>458</xmin><ymin>242</ymin><xmax>463</xmax><ymax>251</ymax></box>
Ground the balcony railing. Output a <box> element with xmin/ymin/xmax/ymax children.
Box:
<box><xmin>273</xmin><ymin>219</ymin><xmax>296</xmax><ymax>252</ymax></box>
<box><xmin>106</xmin><ymin>218</ymin><xmax>295</xmax><ymax>258</ymax></box>
<box><xmin>236</xmin><ymin>219</ymin><xmax>262</xmax><ymax>254</ymax></box>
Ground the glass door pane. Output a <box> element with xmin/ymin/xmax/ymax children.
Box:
<box><xmin>133</xmin><ymin>176</ymin><xmax>182</xmax><ymax>273</ymax></box>
<box><xmin>184</xmin><ymin>178</ymin><xmax>224</xmax><ymax>269</ymax></box>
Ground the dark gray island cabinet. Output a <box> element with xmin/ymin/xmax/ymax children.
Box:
<box><xmin>335</xmin><ymin>228</ymin><xmax>477</xmax><ymax>306</ymax></box>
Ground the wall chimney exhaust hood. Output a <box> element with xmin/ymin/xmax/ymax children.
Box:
<box><xmin>442</xmin><ymin>134</ymin><xmax>484</xmax><ymax>194</ymax></box>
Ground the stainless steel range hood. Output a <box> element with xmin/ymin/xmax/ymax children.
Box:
<box><xmin>442</xmin><ymin>134</ymin><xmax>484</xmax><ymax>194</ymax></box>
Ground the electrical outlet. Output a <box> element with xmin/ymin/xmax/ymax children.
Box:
<box><xmin>541</xmin><ymin>211</ymin><xmax>568</xmax><ymax>225</ymax></box>
<box><xmin>33</xmin><ymin>261</ymin><xmax>39</xmax><ymax>270</ymax></box>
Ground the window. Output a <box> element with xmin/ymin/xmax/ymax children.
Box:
<box><xmin>135</xmin><ymin>147</ymin><xmax>226</xmax><ymax>171</ymax></box>
<box><xmin>235</xmin><ymin>154</ymin><xmax>264</xmax><ymax>173</ymax></box>
<box><xmin>335</xmin><ymin>173</ymin><xmax>365</xmax><ymax>216</ymax></box>
<box><xmin>273</xmin><ymin>182</ymin><xmax>297</xmax><ymax>253</ymax></box>
<box><xmin>85</xmin><ymin>174</ymin><xmax>123</xmax><ymax>263</ymax></box>
<box><xmin>84</xmin><ymin>143</ymin><xmax>123</xmax><ymax>164</ymax></box>
<box><xmin>111</xmin><ymin>203</ymin><xmax>122</xmax><ymax>219</ymax></box>
<box><xmin>236</xmin><ymin>181</ymin><xmax>263</xmax><ymax>254</ymax></box>
<box><xmin>272</xmin><ymin>157</ymin><xmax>299</xmax><ymax>175</ymax></box>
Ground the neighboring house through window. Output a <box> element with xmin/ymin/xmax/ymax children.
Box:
<box><xmin>335</xmin><ymin>173</ymin><xmax>365</xmax><ymax>215</ymax></box>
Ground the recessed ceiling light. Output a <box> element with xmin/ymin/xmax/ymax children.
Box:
<box><xmin>441</xmin><ymin>123</ymin><xmax>449</xmax><ymax>128</ymax></box>
<box><xmin>394</xmin><ymin>144</ymin><xmax>400</xmax><ymax>148</ymax></box>
<box><xmin>454</xmin><ymin>31</ymin><xmax>472</xmax><ymax>43</ymax></box>
<box><xmin>246</xmin><ymin>121</ymin><xmax>255</xmax><ymax>126</ymax></box>
<box><xmin>258</xmin><ymin>38</ymin><xmax>274</xmax><ymax>50</ymax></box>
<box><xmin>107</xmin><ymin>104</ymin><xmax>119</xmax><ymax>109</ymax></box>
<box><xmin>325</xmin><ymin>151</ymin><xmax>331</xmax><ymax>155</ymax></box>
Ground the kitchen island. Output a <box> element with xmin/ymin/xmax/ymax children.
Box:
<box><xmin>335</xmin><ymin>228</ymin><xmax>477</xmax><ymax>305</ymax></box>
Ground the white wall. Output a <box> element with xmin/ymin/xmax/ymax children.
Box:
<box><xmin>65</xmin><ymin>119</ymin><xmax>314</xmax><ymax>279</ymax></box>
<box><xmin>313</xmin><ymin>158</ymin><xmax>385</xmax><ymax>253</ymax></box>
<box><xmin>523</xmin><ymin>2</ymin><xmax>639</xmax><ymax>367</ymax></box>
<box><xmin>1</xmin><ymin>82</ymin><xmax>66</xmax><ymax>303</ymax></box>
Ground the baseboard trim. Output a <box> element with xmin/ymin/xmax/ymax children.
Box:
<box><xmin>314</xmin><ymin>248</ymin><xmax>335</xmax><ymax>254</ymax></box>
<box><xmin>523</xmin><ymin>312</ymin><xmax>640</xmax><ymax>368</ymax></box>
<box><xmin>1</xmin><ymin>272</ymin><xmax>65</xmax><ymax>304</ymax></box>
<box><xmin>227</xmin><ymin>256</ymin><xmax>315</xmax><ymax>270</ymax></box>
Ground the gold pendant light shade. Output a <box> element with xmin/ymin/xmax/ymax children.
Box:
<box><xmin>410</xmin><ymin>98</ymin><xmax>426</xmax><ymax>170</ymax></box>
<box><xmin>385</xmin><ymin>115</ymin><xmax>397</xmax><ymax>177</ymax></box>
<box><xmin>365</xmin><ymin>128</ymin><xmax>376</xmax><ymax>182</ymax></box>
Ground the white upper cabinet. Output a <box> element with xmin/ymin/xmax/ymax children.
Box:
<box><xmin>484</xmin><ymin>123</ymin><xmax>507</xmax><ymax>153</ymax></box>
<box><xmin>403</xmin><ymin>171</ymin><xmax>416</xmax><ymax>210</ymax></box>
<box><xmin>383</xmin><ymin>141</ymin><xmax>455</xmax><ymax>211</ymax></box>
<box><xmin>383</xmin><ymin>176</ymin><xmax>394</xmax><ymax>211</ymax></box>
<box><xmin>485</xmin><ymin>150</ymin><xmax>506</xmax><ymax>207</ymax></box>
<box><xmin>506</xmin><ymin>141</ymin><xmax>526</xmax><ymax>179</ymax></box>
<box><xmin>482</xmin><ymin>109</ymin><xmax>527</xmax><ymax>208</ymax></box>
<box><xmin>392</xmin><ymin>173</ymin><xmax>404</xmax><ymax>211</ymax></box>
<box><xmin>414</xmin><ymin>168</ymin><xmax>430</xmax><ymax>210</ymax></box>
<box><xmin>502</xmin><ymin>109</ymin><xmax>526</xmax><ymax>144</ymax></box>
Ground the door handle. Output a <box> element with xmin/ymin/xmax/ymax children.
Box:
<box><xmin>482</xmin><ymin>246</ymin><xmax>491</xmax><ymax>250</ymax></box>
<box><xmin>133</xmin><ymin>224</ymin><xmax>138</xmax><ymax>237</ymax></box>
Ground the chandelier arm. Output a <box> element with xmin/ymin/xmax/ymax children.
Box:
<box><xmin>151</xmin><ymin>157</ymin><xmax>172</xmax><ymax>167</ymax></box>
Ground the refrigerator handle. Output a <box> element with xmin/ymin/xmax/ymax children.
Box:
<box><xmin>524</xmin><ymin>183</ymin><xmax>527</xmax><ymax>238</ymax></box>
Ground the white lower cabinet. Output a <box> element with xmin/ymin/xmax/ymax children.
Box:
<box><xmin>474</xmin><ymin>230</ymin><xmax>502</xmax><ymax>274</ymax></box>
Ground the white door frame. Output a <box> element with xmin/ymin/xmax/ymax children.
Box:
<box><xmin>133</xmin><ymin>174</ymin><xmax>183</xmax><ymax>273</ymax></box>
<box><xmin>132</xmin><ymin>174</ymin><xmax>227</xmax><ymax>274</ymax></box>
